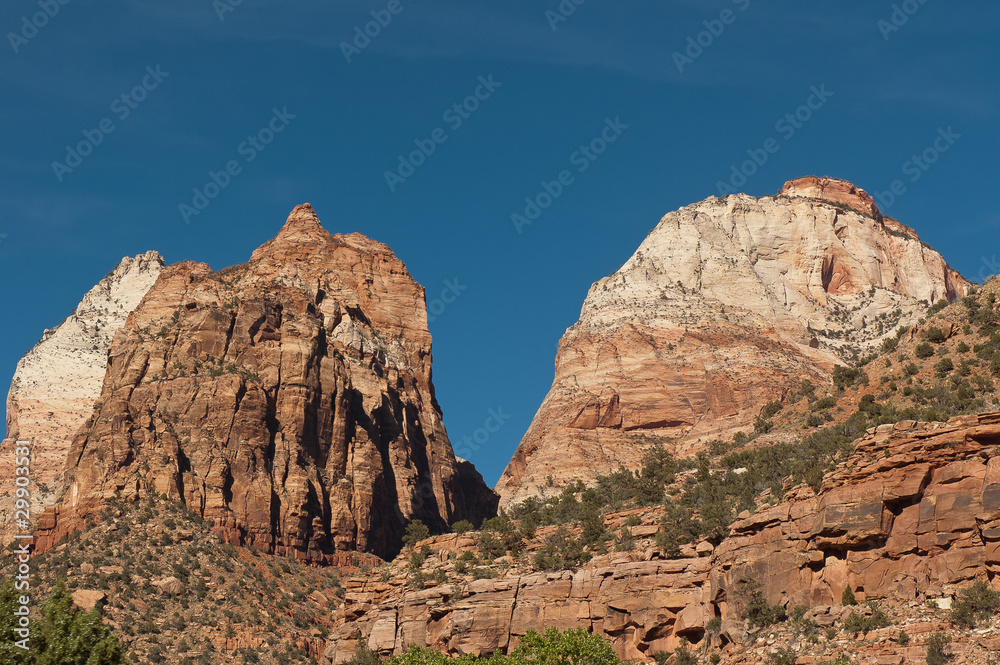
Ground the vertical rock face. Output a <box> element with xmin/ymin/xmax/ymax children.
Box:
<box><xmin>1</xmin><ymin>251</ymin><xmax>164</xmax><ymax>542</ymax></box>
<box><xmin>33</xmin><ymin>205</ymin><xmax>498</xmax><ymax>560</ymax></box>
<box><xmin>496</xmin><ymin>178</ymin><xmax>970</xmax><ymax>507</ymax></box>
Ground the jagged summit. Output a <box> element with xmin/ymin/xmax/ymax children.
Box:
<box><xmin>250</xmin><ymin>202</ymin><xmax>333</xmax><ymax>261</ymax></box>
<box><xmin>276</xmin><ymin>202</ymin><xmax>326</xmax><ymax>237</ymax></box>
<box><xmin>27</xmin><ymin>205</ymin><xmax>497</xmax><ymax>559</ymax></box>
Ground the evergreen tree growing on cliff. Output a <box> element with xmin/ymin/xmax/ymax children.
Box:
<box><xmin>0</xmin><ymin>581</ymin><xmax>123</xmax><ymax>665</ymax></box>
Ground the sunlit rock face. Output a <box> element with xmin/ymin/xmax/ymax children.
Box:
<box><xmin>497</xmin><ymin>178</ymin><xmax>969</xmax><ymax>507</ymax></box>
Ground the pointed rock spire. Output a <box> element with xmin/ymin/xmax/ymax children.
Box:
<box><xmin>251</xmin><ymin>203</ymin><xmax>333</xmax><ymax>261</ymax></box>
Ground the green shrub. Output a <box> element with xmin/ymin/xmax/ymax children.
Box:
<box><xmin>754</xmin><ymin>415</ymin><xmax>774</xmax><ymax>434</ymax></box>
<box><xmin>739</xmin><ymin>579</ymin><xmax>787</xmax><ymax>629</ymax></box>
<box><xmin>533</xmin><ymin>526</ymin><xmax>592</xmax><ymax>571</ymax></box>
<box><xmin>833</xmin><ymin>366</ymin><xmax>864</xmax><ymax>390</ymax></box>
<box><xmin>926</xmin><ymin>327</ymin><xmax>948</xmax><ymax>343</ymax></box>
<box><xmin>673</xmin><ymin>645</ymin><xmax>697</xmax><ymax>665</ymax></box>
<box><xmin>842</xmin><ymin>603</ymin><xmax>890</xmax><ymax>636</ymax></box>
<box><xmin>841</xmin><ymin>586</ymin><xmax>857</xmax><ymax>606</ymax></box>
<box><xmin>916</xmin><ymin>343</ymin><xmax>936</xmax><ymax>359</ymax></box>
<box><xmin>935</xmin><ymin>358</ymin><xmax>954</xmax><ymax>377</ymax></box>
<box><xmin>451</xmin><ymin>520</ymin><xmax>474</xmax><ymax>534</ymax></box>
<box><xmin>0</xmin><ymin>582</ymin><xmax>124</xmax><ymax>665</ymax></box>
<box><xmin>402</xmin><ymin>519</ymin><xmax>430</xmax><ymax>548</ymax></box>
<box><xmin>768</xmin><ymin>647</ymin><xmax>796</xmax><ymax>665</ymax></box>
<box><xmin>811</xmin><ymin>396</ymin><xmax>838</xmax><ymax>411</ymax></box>
<box><xmin>652</xmin><ymin>652</ymin><xmax>671</xmax><ymax>665</ymax></box>
<box><xmin>928</xmin><ymin>299</ymin><xmax>950</xmax><ymax>315</ymax></box>
<box><xmin>761</xmin><ymin>400</ymin><xmax>783</xmax><ymax>419</ymax></box>
<box><xmin>925</xmin><ymin>632</ymin><xmax>951</xmax><ymax>665</ymax></box>
<box><xmin>950</xmin><ymin>579</ymin><xmax>1000</xmax><ymax>629</ymax></box>
<box><xmin>507</xmin><ymin>628</ymin><xmax>619</xmax><ymax>665</ymax></box>
<box><xmin>408</xmin><ymin>547</ymin><xmax>429</xmax><ymax>571</ymax></box>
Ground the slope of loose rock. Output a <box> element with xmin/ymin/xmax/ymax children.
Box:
<box><xmin>5</xmin><ymin>494</ymin><xmax>375</xmax><ymax>664</ymax></box>
<box><xmin>497</xmin><ymin>177</ymin><xmax>970</xmax><ymax>507</ymax></box>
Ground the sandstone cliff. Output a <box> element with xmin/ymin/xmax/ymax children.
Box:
<box><xmin>0</xmin><ymin>251</ymin><xmax>164</xmax><ymax>542</ymax></box>
<box><xmin>323</xmin><ymin>412</ymin><xmax>1000</xmax><ymax>663</ymax></box>
<box><xmin>497</xmin><ymin>177</ymin><xmax>970</xmax><ymax>507</ymax></box>
<box><xmin>32</xmin><ymin>204</ymin><xmax>498</xmax><ymax>560</ymax></box>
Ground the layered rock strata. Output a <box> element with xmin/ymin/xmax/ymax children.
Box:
<box><xmin>497</xmin><ymin>177</ymin><xmax>969</xmax><ymax>506</ymax></box>
<box><xmin>324</xmin><ymin>412</ymin><xmax>1000</xmax><ymax>662</ymax></box>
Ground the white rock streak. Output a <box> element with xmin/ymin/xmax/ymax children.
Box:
<box><xmin>2</xmin><ymin>251</ymin><xmax>164</xmax><ymax>541</ymax></box>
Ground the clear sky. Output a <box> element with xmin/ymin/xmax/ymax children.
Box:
<box><xmin>1</xmin><ymin>0</ymin><xmax>998</xmax><ymax>486</ymax></box>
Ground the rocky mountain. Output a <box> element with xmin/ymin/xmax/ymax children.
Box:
<box><xmin>496</xmin><ymin>177</ymin><xmax>970</xmax><ymax>507</ymax></box>
<box><xmin>322</xmin><ymin>411</ymin><xmax>1000</xmax><ymax>663</ymax></box>
<box><xmin>31</xmin><ymin>204</ymin><xmax>498</xmax><ymax>560</ymax></box>
<box><xmin>0</xmin><ymin>251</ymin><xmax>164</xmax><ymax>542</ymax></box>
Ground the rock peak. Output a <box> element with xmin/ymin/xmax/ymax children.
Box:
<box><xmin>30</xmin><ymin>205</ymin><xmax>499</xmax><ymax>559</ymax></box>
<box><xmin>251</xmin><ymin>203</ymin><xmax>332</xmax><ymax>262</ymax></box>
<box><xmin>279</xmin><ymin>202</ymin><xmax>326</xmax><ymax>237</ymax></box>
<box><xmin>496</xmin><ymin>183</ymin><xmax>969</xmax><ymax>507</ymax></box>
<box><xmin>779</xmin><ymin>175</ymin><xmax>883</xmax><ymax>222</ymax></box>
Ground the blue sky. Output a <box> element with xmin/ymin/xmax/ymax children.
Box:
<box><xmin>1</xmin><ymin>0</ymin><xmax>998</xmax><ymax>486</ymax></box>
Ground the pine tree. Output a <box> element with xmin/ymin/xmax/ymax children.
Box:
<box><xmin>0</xmin><ymin>581</ymin><xmax>123</xmax><ymax>665</ymax></box>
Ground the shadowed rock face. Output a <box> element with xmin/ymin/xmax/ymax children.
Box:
<box><xmin>497</xmin><ymin>178</ymin><xmax>970</xmax><ymax>507</ymax></box>
<box><xmin>33</xmin><ymin>204</ymin><xmax>498</xmax><ymax>560</ymax></box>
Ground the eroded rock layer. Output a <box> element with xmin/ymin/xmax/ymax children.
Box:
<box><xmin>33</xmin><ymin>205</ymin><xmax>498</xmax><ymax>560</ymax></box>
<box><xmin>323</xmin><ymin>412</ymin><xmax>1000</xmax><ymax>662</ymax></box>
<box><xmin>497</xmin><ymin>177</ymin><xmax>969</xmax><ymax>507</ymax></box>
<box><xmin>1</xmin><ymin>251</ymin><xmax>164</xmax><ymax>542</ymax></box>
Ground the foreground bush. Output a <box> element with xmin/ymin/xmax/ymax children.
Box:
<box><xmin>0</xmin><ymin>582</ymin><xmax>123</xmax><ymax>665</ymax></box>
<box><xmin>386</xmin><ymin>628</ymin><xmax>620</xmax><ymax>665</ymax></box>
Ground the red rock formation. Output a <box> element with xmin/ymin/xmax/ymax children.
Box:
<box><xmin>715</xmin><ymin>412</ymin><xmax>1000</xmax><ymax>616</ymax></box>
<box><xmin>33</xmin><ymin>204</ymin><xmax>497</xmax><ymax>560</ymax></box>
<box><xmin>780</xmin><ymin>175</ymin><xmax>884</xmax><ymax>222</ymax></box>
<box><xmin>323</xmin><ymin>413</ymin><xmax>1000</xmax><ymax>662</ymax></box>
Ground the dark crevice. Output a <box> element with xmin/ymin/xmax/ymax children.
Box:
<box><xmin>221</xmin><ymin>309</ymin><xmax>238</xmax><ymax>359</ymax></box>
<box><xmin>177</xmin><ymin>448</ymin><xmax>191</xmax><ymax>474</ymax></box>
<box><xmin>269</xmin><ymin>489</ymin><xmax>281</xmax><ymax>554</ymax></box>
<box><xmin>345</xmin><ymin>305</ymin><xmax>370</xmax><ymax>327</ymax></box>
<box><xmin>264</xmin><ymin>388</ymin><xmax>280</xmax><ymax>471</ymax></box>
<box><xmin>221</xmin><ymin>467</ymin><xmax>234</xmax><ymax>504</ymax></box>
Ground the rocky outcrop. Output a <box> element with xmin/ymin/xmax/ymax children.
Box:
<box><xmin>779</xmin><ymin>175</ymin><xmax>884</xmax><ymax>222</ymax></box>
<box><xmin>32</xmin><ymin>204</ymin><xmax>498</xmax><ymax>560</ymax></box>
<box><xmin>0</xmin><ymin>251</ymin><xmax>164</xmax><ymax>542</ymax></box>
<box><xmin>715</xmin><ymin>412</ymin><xmax>1000</xmax><ymax>615</ymax></box>
<box><xmin>323</xmin><ymin>412</ymin><xmax>1000</xmax><ymax>662</ymax></box>
<box><xmin>328</xmin><ymin>551</ymin><xmax>714</xmax><ymax>663</ymax></box>
<box><xmin>497</xmin><ymin>177</ymin><xmax>970</xmax><ymax>507</ymax></box>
